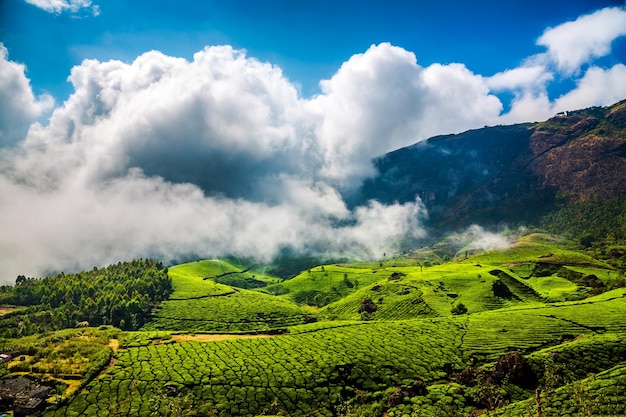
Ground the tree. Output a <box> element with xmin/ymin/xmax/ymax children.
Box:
<box><xmin>451</xmin><ymin>303</ymin><xmax>468</xmax><ymax>315</ymax></box>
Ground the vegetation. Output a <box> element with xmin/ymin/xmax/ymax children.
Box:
<box><xmin>1</xmin><ymin>326</ymin><xmax>122</xmax><ymax>403</ymax></box>
<box><xmin>142</xmin><ymin>261</ymin><xmax>315</xmax><ymax>333</ymax></box>
<box><xmin>2</xmin><ymin>101</ymin><xmax>626</xmax><ymax>415</ymax></box>
<box><xmin>47</xmin><ymin>296</ymin><xmax>626</xmax><ymax>416</ymax></box>
<box><xmin>263</xmin><ymin>264</ymin><xmax>383</xmax><ymax>307</ymax></box>
<box><xmin>0</xmin><ymin>259</ymin><xmax>171</xmax><ymax>336</ymax></box>
<box><xmin>542</xmin><ymin>197</ymin><xmax>626</xmax><ymax>243</ymax></box>
<box><xmin>0</xmin><ymin>234</ymin><xmax>625</xmax><ymax>415</ymax></box>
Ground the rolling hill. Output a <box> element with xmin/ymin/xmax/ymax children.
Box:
<box><xmin>8</xmin><ymin>233</ymin><xmax>616</xmax><ymax>416</ymax></box>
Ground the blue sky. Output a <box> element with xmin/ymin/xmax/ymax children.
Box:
<box><xmin>2</xmin><ymin>0</ymin><xmax>625</xmax><ymax>100</ymax></box>
<box><xmin>1</xmin><ymin>0</ymin><xmax>626</xmax><ymax>279</ymax></box>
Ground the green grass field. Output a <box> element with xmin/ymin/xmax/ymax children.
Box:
<box><xmin>144</xmin><ymin>262</ymin><xmax>315</xmax><ymax>333</ymax></box>
<box><xmin>0</xmin><ymin>232</ymin><xmax>622</xmax><ymax>416</ymax></box>
<box><xmin>49</xmin><ymin>295</ymin><xmax>626</xmax><ymax>416</ymax></box>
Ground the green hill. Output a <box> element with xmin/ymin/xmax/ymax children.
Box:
<box><xmin>0</xmin><ymin>234</ymin><xmax>625</xmax><ymax>416</ymax></box>
<box><xmin>143</xmin><ymin>260</ymin><xmax>315</xmax><ymax>333</ymax></box>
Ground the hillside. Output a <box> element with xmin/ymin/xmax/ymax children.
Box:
<box><xmin>356</xmin><ymin>99</ymin><xmax>626</xmax><ymax>240</ymax></box>
<box><xmin>0</xmin><ymin>234</ymin><xmax>620</xmax><ymax>416</ymax></box>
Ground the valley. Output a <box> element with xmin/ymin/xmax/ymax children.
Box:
<box><xmin>0</xmin><ymin>233</ymin><xmax>624</xmax><ymax>416</ymax></box>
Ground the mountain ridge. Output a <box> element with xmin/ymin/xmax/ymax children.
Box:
<box><xmin>356</xmin><ymin>98</ymin><xmax>626</xmax><ymax>238</ymax></box>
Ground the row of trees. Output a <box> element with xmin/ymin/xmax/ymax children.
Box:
<box><xmin>0</xmin><ymin>259</ymin><xmax>172</xmax><ymax>337</ymax></box>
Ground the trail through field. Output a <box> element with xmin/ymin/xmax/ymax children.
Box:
<box><xmin>0</xmin><ymin>306</ymin><xmax>22</xmax><ymax>315</ymax></box>
<box><xmin>96</xmin><ymin>339</ymin><xmax>121</xmax><ymax>380</ymax></box>
<box><xmin>170</xmin><ymin>334</ymin><xmax>273</xmax><ymax>343</ymax></box>
<box><xmin>108</xmin><ymin>339</ymin><xmax>119</xmax><ymax>352</ymax></box>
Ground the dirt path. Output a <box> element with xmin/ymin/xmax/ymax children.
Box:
<box><xmin>108</xmin><ymin>339</ymin><xmax>120</xmax><ymax>352</ymax></box>
<box><xmin>0</xmin><ymin>306</ymin><xmax>23</xmax><ymax>316</ymax></box>
<box><xmin>170</xmin><ymin>334</ymin><xmax>272</xmax><ymax>343</ymax></box>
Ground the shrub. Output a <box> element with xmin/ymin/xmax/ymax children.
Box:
<box><xmin>451</xmin><ymin>303</ymin><xmax>468</xmax><ymax>315</ymax></box>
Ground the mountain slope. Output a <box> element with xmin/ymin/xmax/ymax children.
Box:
<box><xmin>356</xmin><ymin>99</ymin><xmax>626</xmax><ymax>236</ymax></box>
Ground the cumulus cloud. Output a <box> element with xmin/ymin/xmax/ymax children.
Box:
<box><xmin>489</xmin><ymin>6</ymin><xmax>626</xmax><ymax>123</ymax></box>
<box><xmin>537</xmin><ymin>7</ymin><xmax>626</xmax><ymax>74</ymax></box>
<box><xmin>0</xmin><ymin>45</ymin><xmax>436</xmax><ymax>281</ymax></box>
<box><xmin>24</xmin><ymin>0</ymin><xmax>100</xmax><ymax>16</ymax></box>
<box><xmin>2</xmin><ymin>5</ymin><xmax>626</xmax><ymax>281</ymax></box>
<box><xmin>553</xmin><ymin>64</ymin><xmax>626</xmax><ymax>112</ymax></box>
<box><xmin>20</xmin><ymin>47</ymin><xmax>304</xmax><ymax>199</ymax></box>
<box><xmin>495</xmin><ymin>63</ymin><xmax>626</xmax><ymax>124</ymax></box>
<box><xmin>308</xmin><ymin>43</ymin><xmax>502</xmax><ymax>184</ymax></box>
<box><xmin>0</xmin><ymin>45</ymin><xmax>53</xmax><ymax>147</ymax></box>
<box><xmin>487</xmin><ymin>65</ymin><xmax>553</xmax><ymax>92</ymax></box>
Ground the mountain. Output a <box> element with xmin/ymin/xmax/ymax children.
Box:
<box><xmin>356</xmin><ymin>99</ymin><xmax>626</xmax><ymax>239</ymax></box>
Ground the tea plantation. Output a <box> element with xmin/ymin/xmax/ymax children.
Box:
<box><xmin>1</xmin><ymin>234</ymin><xmax>625</xmax><ymax>416</ymax></box>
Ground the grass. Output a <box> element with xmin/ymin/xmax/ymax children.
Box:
<box><xmin>1</xmin><ymin>231</ymin><xmax>623</xmax><ymax>416</ymax></box>
<box><xmin>466</xmin><ymin>233</ymin><xmax>612</xmax><ymax>268</ymax></box>
<box><xmin>457</xmin><ymin>297</ymin><xmax>626</xmax><ymax>360</ymax></box>
<box><xmin>49</xmin><ymin>294</ymin><xmax>626</xmax><ymax>416</ymax></box>
<box><xmin>263</xmin><ymin>264</ymin><xmax>384</xmax><ymax>306</ymax></box>
<box><xmin>321</xmin><ymin>262</ymin><xmax>534</xmax><ymax>320</ymax></box>
<box><xmin>49</xmin><ymin>319</ymin><xmax>464</xmax><ymax>417</ymax></box>
<box><xmin>145</xmin><ymin>263</ymin><xmax>314</xmax><ymax>334</ymax></box>
<box><xmin>525</xmin><ymin>276</ymin><xmax>579</xmax><ymax>300</ymax></box>
<box><xmin>169</xmin><ymin>259</ymin><xmax>240</xmax><ymax>279</ymax></box>
<box><xmin>144</xmin><ymin>289</ymin><xmax>314</xmax><ymax>333</ymax></box>
<box><xmin>169</xmin><ymin>259</ymin><xmax>282</xmax><ymax>291</ymax></box>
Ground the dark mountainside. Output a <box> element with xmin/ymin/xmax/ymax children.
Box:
<box><xmin>356</xmin><ymin>99</ymin><xmax>626</xmax><ymax>239</ymax></box>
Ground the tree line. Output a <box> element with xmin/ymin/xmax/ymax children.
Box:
<box><xmin>0</xmin><ymin>259</ymin><xmax>172</xmax><ymax>338</ymax></box>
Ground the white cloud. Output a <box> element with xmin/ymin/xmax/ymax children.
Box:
<box><xmin>487</xmin><ymin>65</ymin><xmax>553</xmax><ymax>92</ymax></box>
<box><xmin>11</xmin><ymin>47</ymin><xmax>303</xmax><ymax>195</ymax></box>
<box><xmin>0</xmin><ymin>45</ymin><xmax>435</xmax><ymax>281</ymax></box>
<box><xmin>2</xmin><ymin>2</ymin><xmax>626</xmax><ymax>281</ymax></box>
<box><xmin>0</xmin><ymin>44</ymin><xmax>53</xmax><ymax>147</ymax></box>
<box><xmin>449</xmin><ymin>225</ymin><xmax>511</xmax><ymax>254</ymax></box>
<box><xmin>308</xmin><ymin>43</ymin><xmax>502</xmax><ymax>185</ymax></box>
<box><xmin>489</xmin><ymin>6</ymin><xmax>626</xmax><ymax>122</ymax></box>
<box><xmin>553</xmin><ymin>64</ymin><xmax>626</xmax><ymax>112</ymax></box>
<box><xmin>537</xmin><ymin>7</ymin><xmax>626</xmax><ymax>74</ymax></box>
<box><xmin>499</xmin><ymin>92</ymin><xmax>554</xmax><ymax>125</ymax></box>
<box><xmin>497</xmin><ymin>63</ymin><xmax>626</xmax><ymax>124</ymax></box>
<box><xmin>24</xmin><ymin>0</ymin><xmax>99</xmax><ymax>15</ymax></box>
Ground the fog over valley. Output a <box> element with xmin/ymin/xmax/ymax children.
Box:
<box><xmin>1</xmin><ymin>6</ymin><xmax>626</xmax><ymax>281</ymax></box>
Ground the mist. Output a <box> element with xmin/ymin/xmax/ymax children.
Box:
<box><xmin>1</xmin><ymin>45</ymin><xmax>453</xmax><ymax>282</ymax></box>
<box><xmin>2</xmin><ymin>10</ymin><xmax>626</xmax><ymax>282</ymax></box>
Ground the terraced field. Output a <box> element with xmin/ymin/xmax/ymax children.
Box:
<box><xmin>322</xmin><ymin>263</ymin><xmax>536</xmax><ymax>320</ymax></box>
<box><xmin>1</xmin><ymin>233</ymin><xmax>623</xmax><ymax>416</ymax></box>
<box><xmin>144</xmin><ymin>262</ymin><xmax>315</xmax><ymax>333</ymax></box>
<box><xmin>49</xmin><ymin>320</ymin><xmax>463</xmax><ymax>416</ymax></box>
<box><xmin>47</xmin><ymin>293</ymin><xmax>626</xmax><ymax>416</ymax></box>
<box><xmin>263</xmin><ymin>264</ymin><xmax>384</xmax><ymax>306</ymax></box>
